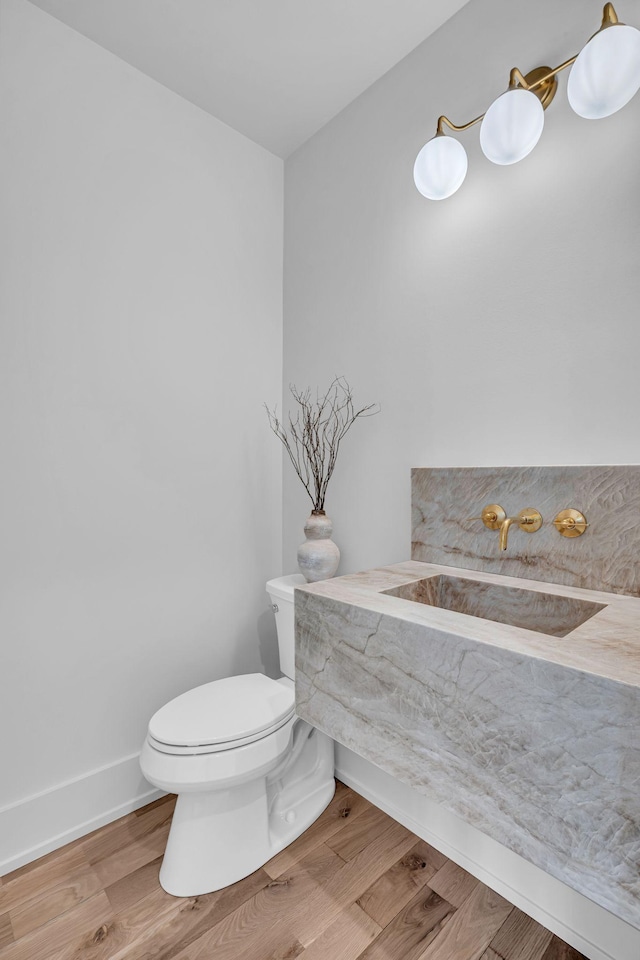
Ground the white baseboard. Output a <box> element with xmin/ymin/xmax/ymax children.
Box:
<box><xmin>336</xmin><ymin>744</ymin><xmax>640</xmax><ymax>960</ymax></box>
<box><xmin>0</xmin><ymin>753</ymin><xmax>165</xmax><ymax>875</ymax></box>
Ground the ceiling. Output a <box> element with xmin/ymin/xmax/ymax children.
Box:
<box><xmin>28</xmin><ymin>0</ymin><xmax>470</xmax><ymax>157</ymax></box>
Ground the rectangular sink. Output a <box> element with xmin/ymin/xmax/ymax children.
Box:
<box><xmin>382</xmin><ymin>574</ymin><xmax>605</xmax><ymax>638</ymax></box>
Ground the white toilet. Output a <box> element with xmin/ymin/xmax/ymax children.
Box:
<box><xmin>140</xmin><ymin>574</ymin><xmax>335</xmax><ymax>897</ymax></box>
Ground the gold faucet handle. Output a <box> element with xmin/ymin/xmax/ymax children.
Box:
<box><xmin>465</xmin><ymin>504</ymin><xmax>506</xmax><ymax>530</ymax></box>
<box><xmin>519</xmin><ymin>508</ymin><xmax>543</xmax><ymax>529</ymax></box>
<box><xmin>552</xmin><ymin>509</ymin><xmax>588</xmax><ymax>537</ymax></box>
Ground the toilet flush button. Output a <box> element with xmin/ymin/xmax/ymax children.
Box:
<box><xmin>285</xmin><ymin>810</ymin><xmax>296</xmax><ymax>823</ymax></box>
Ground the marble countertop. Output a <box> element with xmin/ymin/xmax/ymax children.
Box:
<box><xmin>296</xmin><ymin>560</ymin><xmax>640</xmax><ymax>689</ymax></box>
<box><xmin>294</xmin><ymin>560</ymin><xmax>640</xmax><ymax>927</ymax></box>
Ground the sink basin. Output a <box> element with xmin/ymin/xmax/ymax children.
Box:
<box><xmin>382</xmin><ymin>574</ymin><xmax>605</xmax><ymax>638</ymax></box>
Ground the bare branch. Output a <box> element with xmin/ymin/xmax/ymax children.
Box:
<box><xmin>265</xmin><ymin>378</ymin><xmax>379</xmax><ymax>513</ymax></box>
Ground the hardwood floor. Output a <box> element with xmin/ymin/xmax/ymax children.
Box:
<box><xmin>0</xmin><ymin>784</ymin><xmax>587</xmax><ymax>960</ymax></box>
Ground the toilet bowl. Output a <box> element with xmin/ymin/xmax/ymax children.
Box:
<box><xmin>140</xmin><ymin>575</ymin><xmax>335</xmax><ymax>897</ymax></box>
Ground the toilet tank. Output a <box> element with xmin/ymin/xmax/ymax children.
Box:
<box><xmin>266</xmin><ymin>574</ymin><xmax>306</xmax><ymax>680</ymax></box>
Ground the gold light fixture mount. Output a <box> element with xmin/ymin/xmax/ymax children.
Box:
<box><xmin>523</xmin><ymin>66</ymin><xmax>559</xmax><ymax>110</ymax></box>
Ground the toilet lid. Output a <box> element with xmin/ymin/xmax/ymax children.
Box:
<box><xmin>148</xmin><ymin>673</ymin><xmax>295</xmax><ymax>748</ymax></box>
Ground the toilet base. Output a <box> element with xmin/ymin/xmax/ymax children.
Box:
<box><xmin>159</xmin><ymin>724</ymin><xmax>335</xmax><ymax>897</ymax></box>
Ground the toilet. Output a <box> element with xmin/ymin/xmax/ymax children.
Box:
<box><xmin>139</xmin><ymin>574</ymin><xmax>335</xmax><ymax>897</ymax></box>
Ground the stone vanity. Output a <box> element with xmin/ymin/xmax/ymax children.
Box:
<box><xmin>294</xmin><ymin>466</ymin><xmax>640</xmax><ymax>931</ymax></box>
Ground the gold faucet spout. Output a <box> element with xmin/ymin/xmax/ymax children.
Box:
<box><xmin>499</xmin><ymin>517</ymin><xmax>518</xmax><ymax>551</ymax></box>
<box><xmin>497</xmin><ymin>508</ymin><xmax>543</xmax><ymax>551</ymax></box>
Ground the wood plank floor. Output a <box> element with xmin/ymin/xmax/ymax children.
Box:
<box><xmin>0</xmin><ymin>784</ymin><xmax>588</xmax><ymax>960</ymax></box>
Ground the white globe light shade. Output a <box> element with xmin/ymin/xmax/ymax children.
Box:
<box><xmin>568</xmin><ymin>24</ymin><xmax>640</xmax><ymax>119</ymax></box>
<box><xmin>413</xmin><ymin>135</ymin><xmax>468</xmax><ymax>200</ymax></box>
<box><xmin>480</xmin><ymin>88</ymin><xmax>545</xmax><ymax>165</ymax></box>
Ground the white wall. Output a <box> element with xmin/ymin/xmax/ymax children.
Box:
<box><xmin>0</xmin><ymin>0</ymin><xmax>283</xmax><ymax>868</ymax></box>
<box><xmin>283</xmin><ymin>0</ymin><xmax>640</xmax><ymax>574</ymax></box>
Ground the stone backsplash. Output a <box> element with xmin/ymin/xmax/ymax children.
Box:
<box><xmin>411</xmin><ymin>465</ymin><xmax>640</xmax><ymax>596</ymax></box>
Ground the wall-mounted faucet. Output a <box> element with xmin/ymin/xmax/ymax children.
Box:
<box><xmin>498</xmin><ymin>509</ymin><xmax>543</xmax><ymax>551</ymax></box>
<box><xmin>468</xmin><ymin>503</ymin><xmax>542</xmax><ymax>551</ymax></box>
<box><xmin>468</xmin><ymin>504</ymin><xmax>588</xmax><ymax>550</ymax></box>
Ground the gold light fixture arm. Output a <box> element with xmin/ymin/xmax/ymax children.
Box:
<box><xmin>603</xmin><ymin>3</ymin><xmax>619</xmax><ymax>27</ymax></box>
<box><xmin>419</xmin><ymin>5</ymin><xmax>627</xmax><ymax>199</ymax></box>
<box><xmin>436</xmin><ymin>54</ymin><xmax>579</xmax><ymax>136</ymax></box>
<box><xmin>436</xmin><ymin>3</ymin><xmax>632</xmax><ymax>136</ymax></box>
<box><xmin>436</xmin><ymin>114</ymin><xmax>483</xmax><ymax>135</ymax></box>
<box><xmin>433</xmin><ymin>0</ymin><xmax>624</xmax><ymax>141</ymax></box>
<box><xmin>509</xmin><ymin>56</ymin><xmax>578</xmax><ymax>93</ymax></box>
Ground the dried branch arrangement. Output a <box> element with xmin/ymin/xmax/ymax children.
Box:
<box><xmin>265</xmin><ymin>377</ymin><xmax>379</xmax><ymax>515</ymax></box>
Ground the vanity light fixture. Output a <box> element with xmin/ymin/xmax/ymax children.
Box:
<box><xmin>413</xmin><ymin>3</ymin><xmax>640</xmax><ymax>200</ymax></box>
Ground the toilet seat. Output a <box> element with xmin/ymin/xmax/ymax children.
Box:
<box><xmin>148</xmin><ymin>673</ymin><xmax>295</xmax><ymax>756</ymax></box>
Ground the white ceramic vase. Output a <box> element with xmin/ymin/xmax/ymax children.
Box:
<box><xmin>297</xmin><ymin>512</ymin><xmax>340</xmax><ymax>582</ymax></box>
